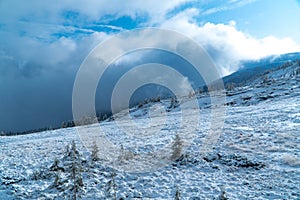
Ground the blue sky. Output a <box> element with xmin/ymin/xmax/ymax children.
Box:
<box><xmin>0</xmin><ymin>0</ymin><xmax>299</xmax><ymax>132</ymax></box>
<box><xmin>195</xmin><ymin>0</ymin><xmax>300</xmax><ymax>42</ymax></box>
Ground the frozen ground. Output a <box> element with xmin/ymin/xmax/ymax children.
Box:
<box><xmin>0</xmin><ymin>62</ymin><xmax>299</xmax><ymax>199</ymax></box>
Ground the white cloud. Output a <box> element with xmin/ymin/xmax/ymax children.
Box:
<box><xmin>1</xmin><ymin>1</ymin><xmax>299</xmax><ymax>77</ymax></box>
<box><xmin>161</xmin><ymin>9</ymin><xmax>300</xmax><ymax>75</ymax></box>
<box><xmin>0</xmin><ymin>0</ymin><xmax>193</xmax><ymax>74</ymax></box>
<box><xmin>201</xmin><ymin>0</ymin><xmax>258</xmax><ymax>15</ymax></box>
<box><xmin>0</xmin><ymin>0</ymin><xmax>191</xmax><ymax>25</ymax></box>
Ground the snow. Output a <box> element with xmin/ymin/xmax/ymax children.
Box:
<box><xmin>0</xmin><ymin>62</ymin><xmax>299</xmax><ymax>199</ymax></box>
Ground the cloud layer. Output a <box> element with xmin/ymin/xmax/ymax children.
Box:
<box><xmin>161</xmin><ymin>8</ymin><xmax>300</xmax><ymax>75</ymax></box>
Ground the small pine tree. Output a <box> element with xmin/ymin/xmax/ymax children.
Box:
<box><xmin>70</xmin><ymin>141</ymin><xmax>83</xmax><ymax>200</ymax></box>
<box><xmin>263</xmin><ymin>75</ymin><xmax>269</xmax><ymax>85</ymax></box>
<box><xmin>170</xmin><ymin>97</ymin><xmax>175</xmax><ymax>108</ymax></box>
<box><xmin>61</xmin><ymin>121</ymin><xmax>66</xmax><ymax>128</ymax></box>
<box><xmin>174</xmin><ymin>186</ymin><xmax>180</xmax><ymax>200</ymax></box>
<box><xmin>106</xmin><ymin>170</ymin><xmax>117</xmax><ymax>200</ymax></box>
<box><xmin>188</xmin><ymin>91</ymin><xmax>195</xmax><ymax>98</ymax></box>
<box><xmin>53</xmin><ymin>171</ymin><xmax>61</xmax><ymax>188</ymax></box>
<box><xmin>53</xmin><ymin>158</ymin><xmax>59</xmax><ymax>168</ymax></box>
<box><xmin>71</xmin><ymin>140</ymin><xmax>79</xmax><ymax>155</ymax></box>
<box><xmin>50</xmin><ymin>158</ymin><xmax>65</xmax><ymax>172</ymax></box>
<box><xmin>170</xmin><ymin>134</ymin><xmax>183</xmax><ymax>161</ymax></box>
<box><xmin>65</xmin><ymin>144</ymin><xmax>71</xmax><ymax>157</ymax></box>
<box><xmin>32</xmin><ymin>170</ymin><xmax>41</xmax><ymax>181</ymax></box>
<box><xmin>118</xmin><ymin>144</ymin><xmax>125</xmax><ymax>161</ymax></box>
<box><xmin>103</xmin><ymin>114</ymin><xmax>108</xmax><ymax>121</ymax></box>
<box><xmin>218</xmin><ymin>190</ymin><xmax>228</xmax><ymax>200</ymax></box>
<box><xmin>91</xmin><ymin>141</ymin><xmax>99</xmax><ymax>161</ymax></box>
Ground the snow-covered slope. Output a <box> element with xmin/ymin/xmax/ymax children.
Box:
<box><xmin>0</xmin><ymin>61</ymin><xmax>299</xmax><ymax>199</ymax></box>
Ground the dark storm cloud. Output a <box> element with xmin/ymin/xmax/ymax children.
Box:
<box><xmin>0</xmin><ymin>31</ymin><xmax>107</xmax><ymax>132</ymax></box>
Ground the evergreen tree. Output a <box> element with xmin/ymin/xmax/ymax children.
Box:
<box><xmin>70</xmin><ymin>140</ymin><xmax>84</xmax><ymax>200</ymax></box>
<box><xmin>91</xmin><ymin>141</ymin><xmax>99</xmax><ymax>161</ymax></box>
<box><xmin>170</xmin><ymin>134</ymin><xmax>183</xmax><ymax>161</ymax></box>
<box><xmin>53</xmin><ymin>171</ymin><xmax>62</xmax><ymax>188</ymax></box>
<box><xmin>106</xmin><ymin>170</ymin><xmax>117</xmax><ymax>200</ymax></box>
<box><xmin>174</xmin><ymin>186</ymin><xmax>180</xmax><ymax>200</ymax></box>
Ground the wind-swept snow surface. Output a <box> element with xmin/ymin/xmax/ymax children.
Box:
<box><xmin>0</xmin><ymin>62</ymin><xmax>299</xmax><ymax>199</ymax></box>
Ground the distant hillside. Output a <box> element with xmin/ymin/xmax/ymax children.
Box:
<box><xmin>223</xmin><ymin>52</ymin><xmax>300</xmax><ymax>85</ymax></box>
